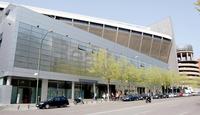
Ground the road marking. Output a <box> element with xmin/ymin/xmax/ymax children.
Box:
<box><xmin>86</xmin><ymin>98</ymin><xmax>189</xmax><ymax>115</ymax></box>
<box><xmin>179</xmin><ymin>112</ymin><xmax>189</xmax><ymax>115</ymax></box>
<box><xmin>86</xmin><ymin>104</ymin><xmax>152</xmax><ymax>115</ymax></box>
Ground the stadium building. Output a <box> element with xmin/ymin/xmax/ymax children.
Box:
<box><xmin>177</xmin><ymin>45</ymin><xmax>200</xmax><ymax>77</ymax></box>
<box><xmin>0</xmin><ymin>2</ymin><xmax>177</xmax><ymax>104</ymax></box>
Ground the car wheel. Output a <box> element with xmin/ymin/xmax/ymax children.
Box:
<box><xmin>45</xmin><ymin>104</ymin><xmax>50</xmax><ymax>109</ymax></box>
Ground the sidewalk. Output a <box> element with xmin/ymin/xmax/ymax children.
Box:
<box><xmin>0</xmin><ymin>104</ymin><xmax>36</xmax><ymax>111</ymax></box>
<box><xmin>0</xmin><ymin>99</ymin><xmax>118</xmax><ymax>111</ymax></box>
<box><xmin>0</xmin><ymin>104</ymin><xmax>6</xmax><ymax>111</ymax></box>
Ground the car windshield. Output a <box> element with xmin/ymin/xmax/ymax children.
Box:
<box><xmin>48</xmin><ymin>98</ymin><xmax>55</xmax><ymax>101</ymax></box>
<box><xmin>127</xmin><ymin>95</ymin><xmax>133</xmax><ymax>97</ymax></box>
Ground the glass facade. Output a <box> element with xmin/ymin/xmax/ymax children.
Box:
<box><xmin>14</xmin><ymin>22</ymin><xmax>95</xmax><ymax>76</ymax></box>
<box><xmin>56</xmin><ymin>17</ymin><xmax>172</xmax><ymax>63</ymax></box>
<box><xmin>48</xmin><ymin>81</ymin><xmax>72</xmax><ymax>99</ymax></box>
<box><xmin>74</xmin><ymin>83</ymin><xmax>93</xmax><ymax>99</ymax></box>
<box><xmin>14</xmin><ymin>22</ymin><xmax>154</xmax><ymax>76</ymax></box>
<box><xmin>11</xmin><ymin>79</ymin><xmax>41</xmax><ymax>104</ymax></box>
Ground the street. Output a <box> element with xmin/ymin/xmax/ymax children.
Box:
<box><xmin>1</xmin><ymin>96</ymin><xmax>200</xmax><ymax>115</ymax></box>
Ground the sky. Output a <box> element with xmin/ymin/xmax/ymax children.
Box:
<box><xmin>1</xmin><ymin>0</ymin><xmax>200</xmax><ymax>59</ymax></box>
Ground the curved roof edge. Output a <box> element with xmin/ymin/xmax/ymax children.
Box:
<box><xmin>0</xmin><ymin>1</ymin><xmax>172</xmax><ymax>39</ymax></box>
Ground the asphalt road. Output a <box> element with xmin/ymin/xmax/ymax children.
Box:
<box><xmin>1</xmin><ymin>96</ymin><xmax>200</xmax><ymax>115</ymax></box>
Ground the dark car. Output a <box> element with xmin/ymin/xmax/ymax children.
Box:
<box><xmin>36</xmin><ymin>96</ymin><xmax>69</xmax><ymax>109</ymax></box>
<box><xmin>138</xmin><ymin>94</ymin><xmax>148</xmax><ymax>100</ymax></box>
<box><xmin>153</xmin><ymin>94</ymin><xmax>163</xmax><ymax>99</ymax></box>
<box><xmin>122</xmin><ymin>94</ymin><xmax>139</xmax><ymax>101</ymax></box>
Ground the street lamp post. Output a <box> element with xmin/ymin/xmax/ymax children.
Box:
<box><xmin>135</xmin><ymin>56</ymin><xmax>139</xmax><ymax>68</ymax></box>
<box><xmin>35</xmin><ymin>29</ymin><xmax>53</xmax><ymax>104</ymax></box>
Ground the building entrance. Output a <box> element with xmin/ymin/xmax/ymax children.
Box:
<box><xmin>22</xmin><ymin>88</ymin><xmax>31</xmax><ymax>103</ymax></box>
<box><xmin>11</xmin><ymin>78</ymin><xmax>41</xmax><ymax>104</ymax></box>
<box><xmin>75</xmin><ymin>83</ymin><xmax>93</xmax><ymax>99</ymax></box>
<box><xmin>82</xmin><ymin>84</ymin><xmax>93</xmax><ymax>99</ymax></box>
<box><xmin>137</xmin><ymin>87</ymin><xmax>145</xmax><ymax>94</ymax></box>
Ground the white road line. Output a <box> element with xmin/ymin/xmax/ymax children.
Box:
<box><xmin>86</xmin><ymin>98</ymin><xmax>183</xmax><ymax>115</ymax></box>
<box><xmin>179</xmin><ymin>112</ymin><xmax>189</xmax><ymax>115</ymax></box>
<box><xmin>86</xmin><ymin>104</ymin><xmax>154</xmax><ymax>115</ymax></box>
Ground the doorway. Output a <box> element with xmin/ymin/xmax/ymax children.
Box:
<box><xmin>22</xmin><ymin>88</ymin><xmax>31</xmax><ymax>103</ymax></box>
<box><xmin>82</xmin><ymin>84</ymin><xmax>93</xmax><ymax>99</ymax></box>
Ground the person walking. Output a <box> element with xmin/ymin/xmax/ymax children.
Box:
<box><xmin>102</xmin><ymin>93</ymin><xmax>106</xmax><ymax>101</ymax></box>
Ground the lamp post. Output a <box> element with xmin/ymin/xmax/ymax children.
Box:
<box><xmin>135</xmin><ymin>56</ymin><xmax>139</xmax><ymax>68</ymax></box>
<box><xmin>35</xmin><ymin>29</ymin><xmax>53</xmax><ymax>104</ymax></box>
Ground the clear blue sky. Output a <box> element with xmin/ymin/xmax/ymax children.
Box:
<box><xmin>2</xmin><ymin>0</ymin><xmax>200</xmax><ymax>59</ymax></box>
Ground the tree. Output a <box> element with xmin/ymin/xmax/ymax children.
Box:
<box><xmin>116</xmin><ymin>57</ymin><xmax>129</xmax><ymax>92</ymax></box>
<box><xmin>124</xmin><ymin>63</ymin><xmax>139</xmax><ymax>93</ymax></box>
<box><xmin>195</xmin><ymin>0</ymin><xmax>200</xmax><ymax>11</ymax></box>
<box><xmin>115</xmin><ymin>57</ymin><xmax>142</xmax><ymax>94</ymax></box>
<box><xmin>179</xmin><ymin>75</ymin><xmax>199</xmax><ymax>88</ymax></box>
<box><xmin>135</xmin><ymin>67</ymin><xmax>146</xmax><ymax>87</ymax></box>
<box><xmin>89</xmin><ymin>49</ymin><xmax>120</xmax><ymax>101</ymax></box>
<box><xmin>160</xmin><ymin>70</ymin><xmax>174</xmax><ymax>94</ymax></box>
<box><xmin>145</xmin><ymin>67</ymin><xmax>162</xmax><ymax>94</ymax></box>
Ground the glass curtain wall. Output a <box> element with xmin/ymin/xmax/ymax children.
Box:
<box><xmin>14</xmin><ymin>22</ymin><xmax>162</xmax><ymax>83</ymax></box>
<box><xmin>14</xmin><ymin>22</ymin><xmax>142</xmax><ymax>77</ymax></box>
<box><xmin>11</xmin><ymin>79</ymin><xmax>41</xmax><ymax>104</ymax></box>
<box><xmin>47</xmin><ymin>81</ymin><xmax>72</xmax><ymax>99</ymax></box>
<box><xmin>69</xmin><ymin>19</ymin><xmax>172</xmax><ymax>63</ymax></box>
<box><xmin>14</xmin><ymin>22</ymin><xmax>94</xmax><ymax>76</ymax></box>
<box><xmin>74</xmin><ymin>82</ymin><xmax>93</xmax><ymax>99</ymax></box>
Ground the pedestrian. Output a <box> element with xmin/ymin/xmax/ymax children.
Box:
<box><xmin>106</xmin><ymin>93</ymin><xmax>109</xmax><ymax>100</ymax></box>
<box><xmin>116</xmin><ymin>92</ymin><xmax>119</xmax><ymax>101</ymax></box>
<box><xmin>102</xmin><ymin>93</ymin><xmax>106</xmax><ymax>101</ymax></box>
<box><xmin>111</xmin><ymin>93</ymin><xmax>115</xmax><ymax>101</ymax></box>
<box><xmin>94</xmin><ymin>92</ymin><xmax>97</xmax><ymax>100</ymax></box>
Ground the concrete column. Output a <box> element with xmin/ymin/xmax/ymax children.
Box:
<box><xmin>93</xmin><ymin>83</ymin><xmax>96</xmax><ymax>97</ymax></box>
<box><xmin>180</xmin><ymin>53</ymin><xmax>183</xmax><ymax>61</ymax></box>
<box><xmin>191</xmin><ymin>53</ymin><xmax>193</xmax><ymax>60</ymax></box>
<box><xmin>186</xmin><ymin>52</ymin><xmax>189</xmax><ymax>61</ymax></box>
<box><xmin>41</xmin><ymin>79</ymin><xmax>48</xmax><ymax>101</ymax></box>
<box><xmin>71</xmin><ymin>81</ymin><xmax>75</xmax><ymax>100</ymax></box>
<box><xmin>6</xmin><ymin>76</ymin><xmax>11</xmax><ymax>85</ymax></box>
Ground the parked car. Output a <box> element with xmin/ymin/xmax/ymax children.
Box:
<box><xmin>183</xmin><ymin>93</ymin><xmax>190</xmax><ymax>97</ymax></box>
<box><xmin>168</xmin><ymin>93</ymin><xmax>175</xmax><ymax>98</ymax></box>
<box><xmin>122</xmin><ymin>94</ymin><xmax>139</xmax><ymax>101</ymax></box>
<box><xmin>178</xmin><ymin>92</ymin><xmax>184</xmax><ymax>97</ymax></box>
<box><xmin>191</xmin><ymin>92</ymin><xmax>199</xmax><ymax>96</ymax></box>
<box><xmin>36</xmin><ymin>96</ymin><xmax>69</xmax><ymax>109</ymax></box>
<box><xmin>162</xmin><ymin>94</ymin><xmax>169</xmax><ymax>98</ymax></box>
<box><xmin>138</xmin><ymin>94</ymin><xmax>148</xmax><ymax>100</ymax></box>
<box><xmin>173</xmin><ymin>93</ymin><xmax>179</xmax><ymax>97</ymax></box>
<box><xmin>152</xmin><ymin>94</ymin><xmax>163</xmax><ymax>99</ymax></box>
